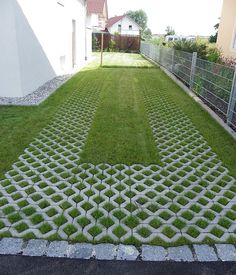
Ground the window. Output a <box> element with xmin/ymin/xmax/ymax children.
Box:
<box><xmin>129</xmin><ymin>25</ymin><xmax>132</xmax><ymax>30</ymax></box>
<box><xmin>118</xmin><ymin>24</ymin><xmax>121</xmax><ymax>32</ymax></box>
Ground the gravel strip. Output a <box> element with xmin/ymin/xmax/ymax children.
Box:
<box><xmin>0</xmin><ymin>75</ymin><xmax>71</xmax><ymax>106</ymax></box>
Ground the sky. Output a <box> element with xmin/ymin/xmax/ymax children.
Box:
<box><xmin>107</xmin><ymin>0</ymin><xmax>223</xmax><ymax>36</ymax></box>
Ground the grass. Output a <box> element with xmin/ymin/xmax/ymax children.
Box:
<box><xmin>79</xmin><ymin>66</ymin><xmax>161</xmax><ymax>165</ymax></box>
<box><xmin>97</xmin><ymin>52</ymin><xmax>155</xmax><ymax>68</ymax></box>
<box><xmin>135</xmin><ymin>62</ymin><xmax>236</xmax><ymax>177</ymax></box>
<box><xmin>0</xmin><ymin>67</ymin><xmax>103</xmax><ymax>179</ymax></box>
<box><xmin>0</xmin><ymin>52</ymin><xmax>236</xmax><ymax>247</ymax></box>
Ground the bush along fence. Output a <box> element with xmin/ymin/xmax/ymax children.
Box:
<box><xmin>140</xmin><ymin>42</ymin><xmax>236</xmax><ymax>131</ymax></box>
<box><xmin>93</xmin><ymin>33</ymin><xmax>141</xmax><ymax>53</ymax></box>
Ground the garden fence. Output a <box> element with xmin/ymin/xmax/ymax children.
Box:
<box><xmin>140</xmin><ymin>42</ymin><xmax>236</xmax><ymax>130</ymax></box>
<box><xmin>93</xmin><ymin>33</ymin><xmax>141</xmax><ymax>53</ymax></box>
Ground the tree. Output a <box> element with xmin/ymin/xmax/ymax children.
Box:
<box><xmin>143</xmin><ymin>28</ymin><xmax>152</xmax><ymax>40</ymax></box>
<box><xmin>209</xmin><ymin>21</ymin><xmax>220</xmax><ymax>43</ymax></box>
<box><xmin>126</xmin><ymin>9</ymin><xmax>148</xmax><ymax>31</ymax></box>
<box><xmin>165</xmin><ymin>26</ymin><xmax>175</xmax><ymax>36</ymax></box>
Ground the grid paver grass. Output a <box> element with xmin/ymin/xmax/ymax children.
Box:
<box><xmin>0</xmin><ymin>53</ymin><xmax>235</xmax><ymax>246</ymax></box>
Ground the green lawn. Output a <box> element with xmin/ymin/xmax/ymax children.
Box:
<box><xmin>80</xmin><ymin>67</ymin><xmax>160</xmax><ymax>165</ymax></box>
<box><xmin>0</xmin><ymin>53</ymin><xmax>236</xmax><ymax>179</ymax></box>
<box><xmin>0</xmin><ymin>68</ymin><xmax>100</xmax><ymax>180</ymax></box>
<box><xmin>96</xmin><ymin>52</ymin><xmax>154</xmax><ymax>68</ymax></box>
<box><xmin>0</xmin><ymin>53</ymin><xmax>236</xmax><ymax>246</ymax></box>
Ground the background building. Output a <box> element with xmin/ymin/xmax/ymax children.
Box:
<box><xmin>217</xmin><ymin>0</ymin><xmax>236</xmax><ymax>59</ymax></box>
<box><xmin>106</xmin><ymin>15</ymin><xmax>141</xmax><ymax>36</ymax></box>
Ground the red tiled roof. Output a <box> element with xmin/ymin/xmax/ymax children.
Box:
<box><xmin>106</xmin><ymin>15</ymin><xmax>124</xmax><ymax>28</ymax></box>
<box><xmin>87</xmin><ymin>0</ymin><xmax>106</xmax><ymax>14</ymax></box>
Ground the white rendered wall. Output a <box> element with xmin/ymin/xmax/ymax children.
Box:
<box><xmin>108</xmin><ymin>17</ymin><xmax>140</xmax><ymax>35</ymax></box>
<box><xmin>0</xmin><ymin>0</ymin><xmax>89</xmax><ymax>98</ymax></box>
<box><xmin>0</xmin><ymin>0</ymin><xmax>22</xmax><ymax>97</ymax></box>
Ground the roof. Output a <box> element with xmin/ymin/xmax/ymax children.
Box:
<box><xmin>106</xmin><ymin>15</ymin><xmax>142</xmax><ymax>30</ymax></box>
<box><xmin>87</xmin><ymin>0</ymin><xmax>106</xmax><ymax>15</ymax></box>
<box><xmin>106</xmin><ymin>15</ymin><xmax>124</xmax><ymax>28</ymax></box>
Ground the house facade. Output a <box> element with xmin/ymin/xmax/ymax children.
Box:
<box><xmin>217</xmin><ymin>0</ymin><xmax>236</xmax><ymax>59</ymax></box>
<box><xmin>87</xmin><ymin>0</ymin><xmax>108</xmax><ymax>31</ymax></box>
<box><xmin>0</xmin><ymin>0</ymin><xmax>90</xmax><ymax>98</ymax></box>
<box><xmin>106</xmin><ymin>15</ymin><xmax>141</xmax><ymax>36</ymax></box>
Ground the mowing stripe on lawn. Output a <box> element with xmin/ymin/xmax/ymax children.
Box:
<box><xmin>79</xmin><ymin>68</ymin><xmax>161</xmax><ymax>165</ymax></box>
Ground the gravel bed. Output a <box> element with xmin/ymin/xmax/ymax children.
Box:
<box><xmin>0</xmin><ymin>75</ymin><xmax>71</xmax><ymax>106</ymax></box>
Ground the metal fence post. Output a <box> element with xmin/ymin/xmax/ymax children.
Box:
<box><xmin>171</xmin><ymin>49</ymin><xmax>175</xmax><ymax>73</ymax></box>
<box><xmin>190</xmin><ymin>52</ymin><xmax>197</xmax><ymax>90</ymax></box>
<box><xmin>227</xmin><ymin>68</ymin><xmax>236</xmax><ymax>126</ymax></box>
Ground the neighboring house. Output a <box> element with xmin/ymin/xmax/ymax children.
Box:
<box><xmin>87</xmin><ymin>0</ymin><xmax>108</xmax><ymax>31</ymax></box>
<box><xmin>0</xmin><ymin>0</ymin><xmax>90</xmax><ymax>98</ymax></box>
<box><xmin>217</xmin><ymin>0</ymin><xmax>236</xmax><ymax>58</ymax></box>
<box><xmin>106</xmin><ymin>15</ymin><xmax>141</xmax><ymax>36</ymax></box>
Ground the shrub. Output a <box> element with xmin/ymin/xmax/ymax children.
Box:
<box><xmin>171</xmin><ymin>40</ymin><xmax>208</xmax><ymax>60</ymax></box>
<box><xmin>108</xmin><ymin>39</ymin><xmax>117</xmax><ymax>52</ymax></box>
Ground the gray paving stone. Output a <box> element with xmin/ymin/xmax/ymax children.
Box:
<box><xmin>168</xmin><ymin>246</ymin><xmax>194</xmax><ymax>262</ymax></box>
<box><xmin>142</xmin><ymin>245</ymin><xmax>166</xmax><ymax>261</ymax></box>
<box><xmin>94</xmin><ymin>244</ymin><xmax>117</xmax><ymax>260</ymax></box>
<box><xmin>46</xmin><ymin>241</ymin><xmax>70</xmax><ymax>258</ymax></box>
<box><xmin>215</xmin><ymin>244</ymin><xmax>236</xmax><ymax>261</ymax></box>
<box><xmin>194</xmin><ymin>245</ymin><xmax>218</xmax><ymax>262</ymax></box>
<box><xmin>69</xmin><ymin>243</ymin><xmax>93</xmax><ymax>259</ymax></box>
<box><xmin>0</xmin><ymin>238</ymin><xmax>24</xmax><ymax>255</ymax></box>
<box><xmin>117</xmin><ymin>245</ymin><xmax>139</xmax><ymax>261</ymax></box>
<box><xmin>23</xmin><ymin>240</ymin><xmax>48</xmax><ymax>257</ymax></box>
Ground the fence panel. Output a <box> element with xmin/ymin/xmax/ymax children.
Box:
<box><xmin>140</xmin><ymin>42</ymin><xmax>236</xmax><ymax>130</ymax></box>
<box><xmin>93</xmin><ymin>33</ymin><xmax>140</xmax><ymax>53</ymax></box>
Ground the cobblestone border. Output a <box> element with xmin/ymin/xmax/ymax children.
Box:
<box><xmin>1</xmin><ymin>238</ymin><xmax>236</xmax><ymax>262</ymax></box>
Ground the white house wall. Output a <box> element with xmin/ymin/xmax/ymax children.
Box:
<box><xmin>0</xmin><ymin>0</ymin><xmax>89</xmax><ymax>98</ymax></box>
<box><xmin>108</xmin><ymin>17</ymin><xmax>140</xmax><ymax>35</ymax></box>
<box><xmin>0</xmin><ymin>0</ymin><xmax>22</xmax><ymax>97</ymax></box>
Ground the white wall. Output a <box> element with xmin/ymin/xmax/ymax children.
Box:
<box><xmin>87</xmin><ymin>14</ymin><xmax>99</xmax><ymax>30</ymax></box>
<box><xmin>0</xmin><ymin>0</ymin><xmax>22</xmax><ymax>97</ymax></box>
<box><xmin>0</xmin><ymin>0</ymin><xmax>90</xmax><ymax>98</ymax></box>
<box><xmin>108</xmin><ymin>16</ymin><xmax>140</xmax><ymax>35</ymax></box>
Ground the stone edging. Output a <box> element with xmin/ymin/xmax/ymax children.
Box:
<box><xmin>0</xmin><ymin>238</ymin><xmax>236</xmax><ymax>262</ymax></box>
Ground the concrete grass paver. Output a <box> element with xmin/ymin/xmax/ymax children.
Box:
<box><xmin>0</xmin><ymin>54</ymin><xmax>235</xmax><ymax>246</ymax></box>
